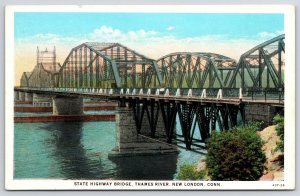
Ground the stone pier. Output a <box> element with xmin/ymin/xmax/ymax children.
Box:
<box><xmin>25</xmin><ymin>92</ymin><xmax>33</xmax><ymax>102</ymax></box>
<box><xmin>52</xmin><ymin>96</ymin><xmax>83</xmax><ymax>115</ymax></box>
<box><xmin>33</xmin><ymin>93</ymin><xmax>53</xmax><ymax>106</ymax></box>
<box><xmin>244</xmin><ymin>103</ymin><xmax>284</xmax><ymax>125</ymax></box>
<box><xmin>14</xmin><ymin>91</ymin><xmax>20</xmax><ymax>101</ymax></box>
<box><xmin>109</xmin><ymin>106</ymin><xmax>178</xmax><ymax>157</ymax></box>
<box><xmin>19</xmin><ymin>92</ymin><xmax>25</xmax><ymax>101</ymax></box>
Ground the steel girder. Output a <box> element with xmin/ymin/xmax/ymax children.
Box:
<box><xmin>156</xmin><ymin>52</ymin><xmax>237</xmax><ymax>89</ymax></box>
<box><xmin>228</xmin><ymin>34</ymin><xmax>285</xmax><ymax>90</ymax></box>
<box><xmin>57</xmin><ymin>43</ymin><xmax>163</xmax><ymax>89</ymax></box>
<box><xmin>126</xmin><ymin>98</ymin><xmax>243</xmax><ymax>152</ymax></box>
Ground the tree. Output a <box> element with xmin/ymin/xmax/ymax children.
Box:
<box><xmin>177</xmin><ymin>164</ymin><xmax>205</xmax><ymax>180</ymax></box>
<box><xmin>273</xmin><ymin>114</ymin><xmax>284</xmax><ymax>152</ymax></box>
<box><xmin>206</xmin><ymin>122</ymin><xmax>266</xmax><ymax>181</ymax></box>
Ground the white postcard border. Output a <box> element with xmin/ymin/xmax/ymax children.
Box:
<box><xmin>5</xmin><ymin>4</ymin><xmax>295</xmax><ymax>190</ymax></box>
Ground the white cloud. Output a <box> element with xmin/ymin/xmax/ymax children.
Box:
<box><xmin>166</xmin><ymin>26</ymin><xmax>174</xmax><ymax>31</ymax></box>
<box><xmin>127</xmin><ymin>35</ymin><xmax>259</xmax><ymax>60</ymax></box>
<box><xmin>258</xmin><ymin>30</ymin><xmax>284</xmax><ymax>39</ymax></box>
<box><xmin>89</xmin><ymin>25</ymin><xmax>158</xmax><ymax>42</ymax></box>
<box><xmin>34</xmin><ymin>33</ymin><xmax>58</xmax><ymax>39</ymax></box>
<box><xmin>90</xmin><ymin>25</ymin><xmax>122</xmax><ymax>40</ymax></box>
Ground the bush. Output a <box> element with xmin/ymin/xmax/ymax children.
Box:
<box><xmin>177</xmin><ymin>164</ymin><xmax>205</xmax><ymax>180</ymax></box>
<box><xmin>205</xmin><ymin>122</ymin><xmax>266</xmax><ymax>181</ymax></box>
<box><xmin>273</xmin><ymin>114</ymin><xmax>284</xmax><ymax>152</ymax></box>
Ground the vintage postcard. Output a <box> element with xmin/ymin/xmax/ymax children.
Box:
<box><xmin>5</xmin><ymin>5</ymin><xmax>295</xmax><ymax>190</ymax></box>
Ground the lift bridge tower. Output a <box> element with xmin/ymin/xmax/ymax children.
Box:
<box><xmin>37</xmin><ymin>46</ymin><xmax>57</xmax><ymax>72</ymax></box>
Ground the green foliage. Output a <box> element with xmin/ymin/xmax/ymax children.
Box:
<box><xmin>273</xmin><ymin>114</ymin><xmax>284</xmax><ymax>152</ymax></box>
<box><xmin>177</xmin><ymin>164</ymin><xmax>205</xmax><ymax>180</ymax></box>
<box><xmin>205</xmin><ymin>122</ymin><xmax>266</xmax><ymax>181</ymax></box>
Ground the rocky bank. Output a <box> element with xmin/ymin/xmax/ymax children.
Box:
<box><xmin>257</xmin><ymin>125</ymin><xmax>284</xmax><ymax>181</ymax></box>
<box><xmin>195</xmin><ymin>125</ymin><xmax>284</xmax><ymax>181</ymax></box>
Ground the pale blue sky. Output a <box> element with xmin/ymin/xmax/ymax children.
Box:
<box><xmin>15</xmin><ymin>13</ymin><xmax>284</xmax><ymax>39</ymax></box>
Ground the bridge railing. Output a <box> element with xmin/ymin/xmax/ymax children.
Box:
<box><xmin>16</xmin><ymin>86</ymin><xmax>284</xmax><ymax>103</ymax></box>
<box><xmin>243</xmin><ymin>89</ymin><xmax>284</xmax><ymax>103</ymax></box>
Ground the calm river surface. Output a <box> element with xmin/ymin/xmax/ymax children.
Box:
<box><xmin>14</xmin><ymin>121</ymin><xmax>204</xmax><ymax>180</ymax></box>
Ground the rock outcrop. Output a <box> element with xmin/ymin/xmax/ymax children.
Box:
<box><xmin>257</xmin><ymin>125</ymin><xmax>284</xmax><ymax>181</ymax></box>
<box><xmin>195</xmin><ymin>158</ymin><xmax>210</xmax><ymax>180</ymax></box>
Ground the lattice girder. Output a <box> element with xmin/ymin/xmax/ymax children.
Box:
<box><xmin>157</xmin><ymin>52</ymin><xmax>237</xmax><ymax>88</ymax></box>
<box><xmin>58</xmin><ymin>43</ymin><xmax>163</xmax><ymax>88</ymax></box>
<box><xmin>228</xmin><ymin>34</ymin><xmax>285</xmax><ymax>90</ymax></box>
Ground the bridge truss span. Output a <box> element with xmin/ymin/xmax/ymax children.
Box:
<box><xmin>156</xmin><ymin>52</ymin><xmax>237</xmax><ymax>89</ymax></box>
<box><xmin>19</xmin><ymin>34</ymin><xmax>285</xmax><ymax>93</ymax></box>
<box><xmin>58</xmin><ymin>42</ymin><xmax>162</xmax><ymax>89</ymax></box>
<box><xmin>228</xmin><ymin>34</ymin><xmax>285</xmax><ymax>90</ymax></box>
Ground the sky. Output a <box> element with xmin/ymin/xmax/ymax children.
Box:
<box><xmin>14</xmin><ymin>12</ymin><xmax>284</xmax><ymax>85</ymax></box>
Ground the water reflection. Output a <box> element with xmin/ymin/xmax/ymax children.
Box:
<box><xmin>109</xmin><ymin>154</ymin><xmax>178</xmax><ymax>180</ymax></box>
<box><xmin>15</xmin><ymin>121</ymin><xmax>201</xmax><ymax>179</ymax></box>
<box><xmin>41</xmin><ymin>122</ymin><xmax>106</xmax><ymax>179</ymax></box>
<box><xmin>43</xmin><ymin>121</ymin><xmax>178</xmax><ymax>180</ymax></box>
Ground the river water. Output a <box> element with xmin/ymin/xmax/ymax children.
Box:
<box><xmin>14</xmin><ymin>120</ymin><xmax>204</xmax><ymax>180</ymax></box>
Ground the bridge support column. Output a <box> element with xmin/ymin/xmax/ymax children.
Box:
<box><xmin>52</xmin><ymin>96</ymin><xmax>83</xmax><ymax>115</ymax></box>
<box><xmin>33</xmin><ymin>93</ymin><xmax>53</xmax><ymax>107</ymax></box>
<box><xmin>244</xmin><ymin>103</ymin><xmax>284</xmax><ymax>126</ymax></box>
<box><xmin>19</xmin><ymin>92</ymin><xmax>25</xmax><ymax>101</ymax></box>
<box><xmin>25</xmin><ymin>92</ymin><xmax>33</xmax><ymax>102</ymax></box>
<box><xmin>109</xmin><ymin>106</ymin><xmax>178</xmax><ymax>157</ymax></box>
<box><xmin>14</xmin><ymin>91</ymin><xmax>20</xmax><ymax>101</ymax></box>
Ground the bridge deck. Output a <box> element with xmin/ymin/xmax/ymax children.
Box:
<box><xmin>14</xmin><ymin>87</ymin><xmax>284</xmax><ymax>106</ymax></box>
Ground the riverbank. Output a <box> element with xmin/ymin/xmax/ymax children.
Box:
<box><xmin>195</xmin><ymin>125</ymin><xmax>284</xmax><ymax>181</ymax></box>
<box><xmin>258</xmin><ymin>125</ymin><xmax>284</xmax><ymax>181</ymax></box>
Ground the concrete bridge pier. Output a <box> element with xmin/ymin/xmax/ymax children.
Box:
<box><xmin>18</xmin><ymin>91</ymin><xmax>25</xmax><ymax>101</ymax></box>
<box><xmin>14</xmin><ymin>91</ymin><xmax>20</xmax><ymax>101</ymax></box>
<box><xmin>109</xmin><ymin>106</ymin><xmax>178</xmax><ymax>157</ymax></box>
<box><xmin>33</xmin><ymin>93</ymin><xmax>53</xmax><ymax>107</ymax></box>
<box><xmin>25</xmin><ymin>92</ymin><xmax>33</xmax><ymax>102</ymax></box>
<box><xmin>244</xmin><ymin>103</ymin><xmax>284</xmax><ymax>125</ymax></box>
<box><xmin>52</xmin><ymin>96</ymin><xmax>83</xmax><ymax>115</ymax></box>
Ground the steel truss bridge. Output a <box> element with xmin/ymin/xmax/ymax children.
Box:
<box><xmin>17</xmin><ymin>34</ymin><xmax>285</xmax><ymax>152</ymax></box>
<box><xmin>21</xmin><ymin>34</ymin><xmax>285</xmax><ymax>91</ymax></box>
